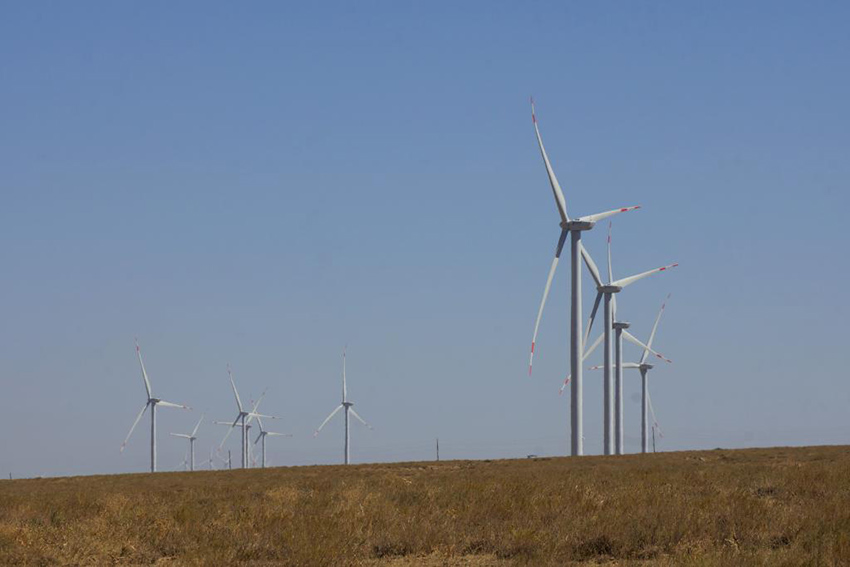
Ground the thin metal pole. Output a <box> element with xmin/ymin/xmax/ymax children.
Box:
<box><xmin>603</xmin><ymin>293</ymin><xmax>613</xmax><ymax>455</ymax></box>
<box><xmin>569</xmin><ymin>230</ymin><xmax>583</xmax><ymax>456</ymax></box>
<box><xmin>436</xmin><ymin>438</ymin><xmax>440</xmax><ymax>461</ymax></box>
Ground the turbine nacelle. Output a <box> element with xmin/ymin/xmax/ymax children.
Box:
<box><xmin>599</xmin><ymin>284</ymin><xmax>623</xmax><ymax>294</ymax></box>
<box><xmin>562</xmin><ymin>219</ymin><xmax>594</xmax><ymax>231</ymax></box>
<box><xmin>612</xmin><ymin>321</ymin><xmax>630</xmax><ymax>330</ymax></box>
<box><xmin>343</xmin><ymin>401</ymin><xmax>354</xmax><ymax>408</ymax></box>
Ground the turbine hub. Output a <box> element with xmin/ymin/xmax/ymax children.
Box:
<box><xmin>640</xmin><ymin>363</ymin><xmax>654</xmax><ymax>371</ymax></box>
<box><xmin>343</xmin><ymin>402</ymin><xmax>354</xmax><ymax>408</ymax></box>
<box><xmin>600</xmin><ymin>285</ymin><xmax>623</xmax><ymax>294</ymax></box>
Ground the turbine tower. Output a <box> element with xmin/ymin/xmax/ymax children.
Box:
<box><xmin>583</xmin><ymin>224</ymin><xmax>675</xmax><ymax>455</ymax></box>
<box><xmin>314</xmin><ymin>348</ymin><xmax>373</xmax><ymax>464</ymax></box>
<box><xmin>527</xmin><ymin>99</ymin><xmax>640</xmax><ymax>456</ymax></box>
<box><xmin>254</xmin><ymin>416</ymin><xmax>292</xmax><ymax>468</ymax></box>
<box><xmin>120</xmin><ymin>339</ymin><xmax>190</xmax><ymax>473</ymax></box>
<box><xmin>169</xmin><ymin>415</ymin><xmax>204</xmax><ymax>472</ymax></box>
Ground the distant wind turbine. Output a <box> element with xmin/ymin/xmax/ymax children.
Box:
<box><xmin>582</xmin><ymin>222</ymin><xmax>675</xmax><ymax>455</ymax></box>
<box><xmin>589</xmin><ymin>294</ymin><xmax>673</xmax><ymax>454</ymax></box>
<box><xmin>527</xmin><ymin>98</ymin><xmax>640</xmax><ymax>456</ymax></box>
<box><xmin>169</xmin><ymin>414</ymin><xmax>204</xmax><ymax>472</ymax></box>
<box><xmin>314</xmin><ymin>348</ymin><xmax>373</xmax><ymax>465</ymax></box>
<box><xmin>217</xmin><ymin>385</ymin><xmax>276</xmax><ymax>469</ymax></box>
<box><xmin>120</xmin><ymin>339</ymin><xmax>190</xmax><ymax>473</ymax></box>
<box><xmin>254</xmin><ymin>416</ymin><xmax>292</xmax><ymax>468</ymax></box>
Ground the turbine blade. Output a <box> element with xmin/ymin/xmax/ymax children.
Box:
<box><xmin>254</xmin><ymin>431</ymin><xmax>263</xmax><ymax>445</ymax></box>
<box><xmin>641</xmin><ymin>294</ymin><xmax>671</xmax><ymax>364</ymax></box>
<box><xmin>190</xmin><ymin>414</ymin><xmax>204</xmax><ymax>438</ymax></box>
<box><xmin>218</xmin><ymin>414</ymin><xmax>241</xmax><ymax>450</ymax></box>
<box><xmin>342</xmin><ymin>348</ymin><xmax>347</xmax><ymax>402</ymax></box>
<box><xmin>349</xmin><ymin>408</ymin><xmax>373</xmax><ymax>430</ymax></box>
<box><xmin>267</xmin><ymin>432</ymin><xmax>293</xmax><ymax>437</ymax></box>
<box><xmin>530</xmin><ymin>98</ymin><xmax>569</xmax><ymax>223</ymax></box>
<box><xmin>589</xmin><ymin>362</ymin><xmax>642</xmax><ymax>370</ymax></box>
<box><xmin>580</xmin><ymin>243</ymin><xmax>604</xmax><ymax>289</ymax></box>
<box><xmin>584</xmin><ymin>291</ymin><xmax>603</xmax><ymax>347</ymax></box>
<box><xmin>170</xmin><ymin>433</ymin><xmax>191</xmax><ymax>439</ymax></box>
<box><xmin>612</xmin><ymin>263</ymin><xmax>678</xmax><ymax>290</ymax></box>
<box><xmin>135</xmin><ymin>339</ymin><xmax>152</xmax><ymax>400</ymax></box>
<box><xmin>247</xmin><ymin>412</ymin><xmax>278</xmax><ymax>420</ymax></box>
<box><xmin>607</xmin><ymin>222</ymin><xmax>613</xmax><ymax>284</ymax></box>
<box><xmin>120</xmin><ymin>402</ymin><xmax>149</xmax><ymax>452</ymax></box>
<box><xmin>314</xmin><ymin>405</ymin><xmax>343</xmax><ymax>437</ymax></box>
<box><xmin>157</xmin><ymin>400</ymin><xmax>190</xmax><ymax>410</ymax></box>
<box><xmin>528</xmin><ymin>229</ymin><xmax>568</xmax><ymax>376</ymax></box>
<box><xmin>227</xmin><ymin>364</ymin><xmax>243</xmax><ymax>412</ymax></box>
<box><xmin>578</xmin><ymin>205</ymin><xmax>641</xmax><ymax>224</ymax></box>
<box><xmin>559</xmin><ymin>333</ymin><xmax>604</xmax><ymax>394</ymax></box>
<box><xmin>623</xmin><ymin>330</ymin><xmax>672</xmax><ymax>363</ymax></box>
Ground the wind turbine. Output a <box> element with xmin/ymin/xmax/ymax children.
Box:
<box><xmin>583</xmin><ymin>223</ymin><xmax>675</xmax><ymax>455</ymax></box>
<box><xmin>169</xmin><ymin>414</ymin><xmax>204</xmax><ymax>472</ymax></box>
<box><xmin>589</xmin><ymin>294</ymin><xmax>673</xmax><ymax>453</ymax></box>
<box><xmin>527</xmin><ymin>99</ymin><xmax>640</xmax><ymax>456</ymax></box>
<box><xmin>120</xmin><ymin>339</ymin><xmax>190</xmax><ymax>473</ymax></box>
<box><xmin>218</xmin><ymin>367</ymin><xmax>276</xmax><ymax>469</ymax></box>
<box><xmin>314</xmin><ymin>348</ymin><xmax>373</xmax><ymax>465</ymax></box>
<box><xmin>254</xmin><ymin>416</ymin><xmax>292</xmax><ymax>468</ymax></box>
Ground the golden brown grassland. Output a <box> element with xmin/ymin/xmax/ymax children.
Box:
<box><xmin>1</xmin><ymin>445</ymin><xmax>848</xmax><ymax>566</ymax></box>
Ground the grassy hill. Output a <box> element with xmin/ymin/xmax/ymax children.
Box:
<box><xmin>1</xmin><ymin>445</ymin><xmax>848</xmax><ymax>565</ymax></box>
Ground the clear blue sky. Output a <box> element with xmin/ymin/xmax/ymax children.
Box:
<box><xmin>1</xmin><ymin>2</ymin><xmax>848</xmax><ymax>477</ymax></box>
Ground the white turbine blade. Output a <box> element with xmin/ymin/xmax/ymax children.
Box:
<box><xmin>580</xmin><ymin>243</ymin><xmax>604</xmax><ymax>289</ymax></box>
<box><xmin>342</xmin><ymin>348</ymin><xmax>347</xmax><ymax>402</ymax></box>
<box><xmin>530</xmin><ymin>98</ymin><xmax>569</xmax><ymax>223</ymax></box>
<box><xmin>623</xmin><ymin>330</ymin><xmax>672</xmax><ymax>363</ymax></box>
<box><xmin>314</xmin><ymin>404</ymin><xmax>343</xmax><ymax>437</ymax></box>
<box><xmin>641</xmin><ymin>294</ymin><xmax>671</xmax><ymax>365</ymax></box>
<box><xmin>349</xmin><ymin>408</ymin><xmax>373</xmax><ymax>430</ymax></box>
<box><xmin>157</xmin><ymin>400</ymin><xmax>190</xmax><ymax>410</ymax></box>
<box><xmin>559</xmin><ymin>332</ymin><xmax>604</xmax><ymax>395</ymax></box>
<box><xmin>612</xmin><ymin>263</ymin><xmax>678</xmax><ymax>290</ymax></box>
<box><xmin>529</xmin><ymin>229</ymin><xmax>568</xmax><ymax>376</ymax></box>
<box><xmin>213</xmin><ymin>420</ymin><xmax>243</xmax><ymax>426</ymax></box>
<box><xmin>607</xmin><ymin>222</ymin><xmax>618</xmax><ymax>317</ymax></box>
<box><xmin>120</xmin><ymin>402</ymin><xmax>149</xmax><ymax>452</ymax></box>
<box><xmin>583</xmin><ymin>291</ymin><xmax>603</xmax><ymax>347</ymax></box>
<box><xmin>588</xmin><ymin>362</ymin><xmax>642</xmax><ymax>371</ymax></box>
<box><xmin>227</xmin><ymin>364</ymin><xmax>243</xmax><ymax>412</ymax></box>
<box><xmin>267</xmin><ymin>432</ymin><xmax>293</xmax><ymax>437</ymax></box>
<box><xmin>247</xmin><ymin>412</ymin><xmax>278</xmax><ymax>420</ymax></box>
<box><xmin>254</xmin><ymin>431</ymin><xmax>263</xmax><ymax>445</ymax></box>
<box><xmin>135</xmin><ymin>339</ymin><xmax>152</xmax><ymax>400</ymax></box>
<box><xmin>190</xmin><ymin>414</ymin><xmax>204</xmax><ymax>438</ymax></box>
<box><xmin>218</xmin><ymin>413</ymin><xmax>241</xmax><ymax>449</ymax></box>
<box><xmin>647</xmin><ymin>390</ymin><xmax>663</xmax><ymax>437</ymax></box>
<box><xmin>249</xmin><ymin>389</ymin><xmax>267</xmax><ymax>414</ymax></box>
<box><xmin>170</xmin><ymin>433</ymin><xmax>191</xmax><ymax>439</ymax></box>
<box><xmin>578</xmin><ymin>205</ymin><xmax>641</xmax><ymax>224</ymax></box>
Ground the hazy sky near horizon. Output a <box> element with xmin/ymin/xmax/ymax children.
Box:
<box><xmin>2</xmin><ymin>2</ymin><xmax>849</xmax><ymax>477</ymax></box>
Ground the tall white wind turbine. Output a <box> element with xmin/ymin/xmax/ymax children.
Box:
<box><xmin>314</xmin><ymin>348</ymin><xmax>373</xmax><ymax>465</ymax></box>
<box><xmin>218</xmin><ymin>368</ymin><xmax>277</xmax><ymax>469</ymax></box>
<box><xmin>169</xmin><ymin>414</ymin><xmax>204</xmax><ymax>472</ymax></box>
<box><xmin>527</xmin><ymin>99</ymin><xmax>640</xmax><ymax>456</ymax></box>
<box><xmin>120</xmin><ymin>339</ymin><xmax>190</xmax><ymax>473</ymax></box>
<box><xmin>583</xmin><ymin>223</ymin><xmax>675</xmax><ymax>455</ymax></box>
<box><xmin>254</xmin><ymin>416</ymin><xmax>292</xmax><ymax>468</ymax></box>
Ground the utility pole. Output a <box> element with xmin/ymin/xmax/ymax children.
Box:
<box><xmin>652</xmin><ymin>425</ymin><xmax>657</xmax><ymax>453</ymax></box>
<box><xmin>436</xmin><ymin>438</ymin><xmax>440</xmax><ymax>462</ymax></box>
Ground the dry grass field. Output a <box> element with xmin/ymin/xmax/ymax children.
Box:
<box><xmin>1</xmin><ymin>445</ymin><xmax>848</xmax><ymax>566</ymax></box>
